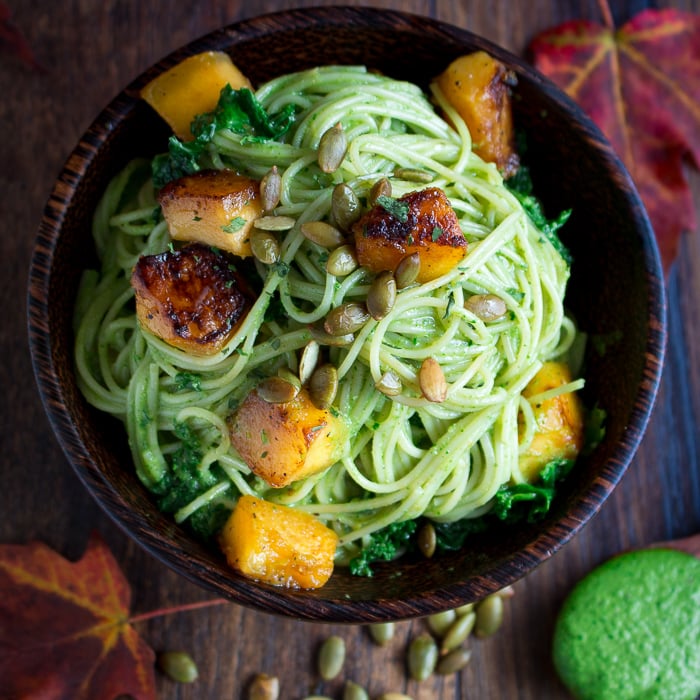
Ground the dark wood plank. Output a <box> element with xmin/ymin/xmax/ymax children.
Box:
<box><xmin>1</xmin><ymin>1</ymin><xmax>698</xmax><ymax>698</ymax></box>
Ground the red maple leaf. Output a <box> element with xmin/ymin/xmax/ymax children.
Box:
<box><xmin>530</xmin><ymin>8</ymin><xmax>700</xmax><ymax>271</ymax></box>
<box><xmin>0</xmin><ymin>533</ymin><xmax>156</xmax><ymax>700</ymax></box>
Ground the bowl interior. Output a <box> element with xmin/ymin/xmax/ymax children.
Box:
<box><xmin>28</xmin><ymin>7</ymin><xmax>666</xmax><ymax>621</ymax></box>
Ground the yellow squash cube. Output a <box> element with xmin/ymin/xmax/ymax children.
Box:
<box><xmin>220</xmin><ymin>495</ymin><xmax>338</xmax><ymax>589</ymax></box>
<box><xmin>228</xmin><ymin>387</ymin><xmax>349</xmax><ymax>488</ymax></box>
<box><xmin>158</xmin><ymin>170</ymin><xmax>262</xmax><ymax>257</ymax></box>
<box><xmin>141</xmin><ymin>51</ymin><xmax>253</xmax><ymax>140</ymax></box>
<box><xmin>519</xmin><ymin>361</ymin><xmax>585</xmax><ymax>482</ymax></box>
<box><xmin>434</xmin><ymin>52</ymin><xmax>519</xmax><ymax>177</ymax></box>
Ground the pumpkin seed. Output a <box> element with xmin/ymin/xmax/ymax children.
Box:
<box><xmin>497</xmin><ymin>584</ymin><xmax>515</xmax><ymax>599</ymax></box>
<box><xmin>276</xmin><ymin>367</ymin><xmax>301</xmax><ymax>392</ymax></box>
<box><xmin>474</xmin><ymin>593</ymin><xmax>504</xmax><ymax>638</ymax></box>
<box><xmin>302</xmin><ymin>697</ymin><xmax>333</xmax><ymax>700</ymax></box>
<box><xmin>298</xmin><ymin>340</ymin><xmax>320</xmax><ymax>385</ymax></box>
<box><xmin>440</xmin><ymin>610</ymin><xmax>476</xmax><ymax>654</ymax></box>
<box><xmin>369</xmin><ymin>177</ymin><xmax>392</xmax><ymax>207</ymax></box>
<box><xmin>407</xmin><ymin>634</ymin><xmax>438</xmax><ymax>681</ymax></box>
<box><xmin>377</xmin><ymin>694</ymin><xmax>413</xmax><ymax>700</ymax></box>
<box><xmin>301</xmin><ymin>220</ymin><xmax>346</xmax><ymax>248</ymax></box>
<box><xmin>249</xmin><ymin>673</ymin><xmax>279</xmax><ymax>700</ymax></box>
<box><xmin>343</xmin><ymin>680</ymin><xmax>369</xmax><ymax>700</ymax></box>
<box><xmin>454</xmin><ymin>602</ymin><xmax>475</xmax><ymax>617</ymax></box>
<box><xmin>427</xmin><ymin>609</ymin><xmax>457</xmax><ymax>638</ymax></box>
<box><xmin>324</xmin><ymin>302</ymin><xmax>370</xmax><ymax>336</ymax></box>
<box><xmin>464</xmin><ymin>293</ymin><xmax>507</xmax><ymax>322</ymax></box>
<box><xmin>394</xmin><ymin>253</ymin><xmax>421</xmax><ymax>289</ymax></box>
<box><xmin>254</xmin><ymin>215</ymin><xmax>296</xmax><ymax>231</ymax></box>
<box><xmin>367</xmin><ymin>270</ymin><xmax>397</xmax><ymax>320</ymax></box>
<box><xmin>310</xmin><ymin>325</ymin><xmax>355</xmax><ymax>347</ymax></box>
<box><xmin>157</xmin><ymin>651</ymin><xmax>198</xmax><ymax>683</ymax></box>
<box><xmin>393</xmin><ymin>167</ymin><xmax>433</xmax><ymax>183</ymax></box>
<box><xmin>417</xmin><ymin>522</ymin><xmax>436</xmax><ymax>559</ymax></box>
<box><xmin>260</xmin><ymin>165</ymin><xmax>282</xmax><ymax>212</ymax></box>
<box><xmin>326</xmin><ymin>244</ymin><xmax>359</xmax><ymax>277</ymax></box>
<box><xmin>332</xmin><ymin>182</ymin><xmax>361</xmax><ymax>231</ymax></box>
<box><xmin>257</xmin><ymin>376</ymin><xmax>299</xmax><ymax>403</ymax></box>
<box><xmin>250</xmin><ymin>229</ymin><xmax>280</xmax><ymax>265</ymax></box>
<box><xmin>419</xmin><ymin>357</ymin><xmax>448</xmax><ymax>403</ymax></box>
<box><xmin>309</xmin><ymin>363</ymin><xmax>339</xmax><ymax>409</ymax></box>
<box><xmin>318</xmin><ymin>122</ymin><xmax>348</xmax><ymax>173</ymax></box>
<box><xmin>375</xmin><ymin>370</ymin><xmax>402</xmax><ymax>397</ymax></box>
<box><xmin>368</xmin><ymin>621</ymin><xmax>396</xmax><ymax>645</ymax></box>
<box><xmin>318</xmin><ymin>635</ymin><xmax>345</xmax><ymax>680</ymax></box>
<box><xmin>436</xmin><ymin>647</ymin><xmax>472</xmax><ymax>675</ymax></box>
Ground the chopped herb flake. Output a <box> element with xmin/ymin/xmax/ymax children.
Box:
<box><xmin>376</xmin><ymin>194</ymin><xmax>409</xmax><ymax>223</ymax></box>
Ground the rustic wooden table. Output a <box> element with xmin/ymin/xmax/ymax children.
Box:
<box><xmin>2</xmin><ymin>1</ymin><xmax>698</xmax><ymax>698</ymax></box>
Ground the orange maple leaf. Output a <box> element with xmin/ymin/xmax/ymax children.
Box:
<box><xmin>0</xmin><ymin>533</ymin><xmax>156</xmax><ymax>700</ymax></box>
<box><xmin>530</xmin><ymin>8</ymin><xmax>700</xmax><ymax>271</ymax></box>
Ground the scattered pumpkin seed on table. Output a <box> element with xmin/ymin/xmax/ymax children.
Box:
<box><xmin>436</xmin><ymin>647</ymin><xmax>473</xmax><ymax>675</ymax></box>
<box><xmin>343</xmin><ymin>679</ymin><xmax>369</xmax><ymax>700</ymax></box>
<box><xmin>407</xmin><ymin>633</ymin><xmax>439</xmax><ymax>681</ymax></box>
<box><xmin>475</xmin><ymin>593</ymin><xmax>504</xmax><ymax>638</ymax></box>
<box><xmin>427</xmin><ymin>609</ymin><xmax>457</xmax><ymax>637</ymax></box>
<box><xmin>249</xmin><ymin>673</ymin><xmax>279</xmax><ymax>700</ymax></box>
<box><xmin>318</xmin><ymin>634</ymin><xmax>346</xmax><ymax>680</ymax></box>
<box><xmin>441</xmin><ymin>610</ymin><xmax>476</xmax><ymax>654</ymax></box>
<box><xmin>368</xmin><ymin>620</ymin><xmax>396</xmax><ymax>645</ymax></box>
<box><xmin>157</xmin><ymin>650</ymin><xmax>199</xmax><ymax>684</ymax></box>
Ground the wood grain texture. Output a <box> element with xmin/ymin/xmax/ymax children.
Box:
<box><xmin>2</xmin><ymin>1</ymin><xmax>699</xmax><ymax>698</ymax></box>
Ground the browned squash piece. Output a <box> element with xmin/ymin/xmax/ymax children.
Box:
<box><xmin>434</xmin><ymin>51</ymin><xmax>520</xmax><ymax>177</ymax></box>
<box><xmin>519</xmin><ymin>361</ymin><xmax>585</xmax><ymax>482</ymax></box>
<box><xmin>159</xmin><ymin>170</ymin><xmax>262</xmax><ymax>257</ymax></box>
<box><xmin>219</xmin><ymin>495</ymin><xmax>338</xmax><ymax>589</ymax></box>
<box><xmin>352</xmin><ymin>187</ymin><xmax>466</xmax><ymax>283</ymax></box>
<box><xmin>131</xmin><ymin>243</ymin><xmax>253</xmax><ymax>356</ymax></box>
<box><xmin>228</xmin><ymin>387</ymin><xmax>349</xmax><ymax>488</ymax></box>
<box><xmin>141</xmin><ymin>51</ymin><xmax>253</xmax><ymax>141</ymax></box>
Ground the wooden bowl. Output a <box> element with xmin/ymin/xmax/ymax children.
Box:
<box><xmin>28</xmin><ymin>7</ymin><xmax>666</xmax><ymax>621</ymax></box>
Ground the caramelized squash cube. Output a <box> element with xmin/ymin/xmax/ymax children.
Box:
<box><xmin>228</xmin><ymin>388</ymin><xmax>349</xmax><ymax>488</ymax></box>
<box><xmin>519</xmin><ymin>361</ymin><xmax>585</xmax><ymax>482</ymax></box>
<box><xmin>141</xmin><ymin>51</ymin><xmax>253</xmax><ymax>140</ymax></box>
<box><xmin>352</xmin><ymin>187</ymin><xmax>466</xmax><ymax>283</ymax></box>
<box><xmin>220</xmin><ymin>495</ymin><xmax>338</xmax><ymax>589</ymax></box>
<box><xmin>158</xmin><ymin>170</ymin><xmax>262</xmax><ymax>257</ymax></box>
<box><xmin>131</xmin><ymin>243</ymin><xmax>253</xmax><ymax>356</ymax></box>
<box><xmin>435</xmin><ymin>51</ymin><xmax>519</xmax><ymax>177</ymax></box>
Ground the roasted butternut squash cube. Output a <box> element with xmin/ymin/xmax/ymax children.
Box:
<box><xmin>519</xmin><ymin>362</ymin><xmax>585</xmax><ymax>482</ymax></box>
<box><xmin>159</xmin><ymin>170</ymin><xmax>262</xmax><ymax>257</ymax></box>
<box><xmin>131</xmin><ymin>243</ymin><xmax>253</xmax><ymax>355</ymax></box>
<box><xmin>228</xmin><ymin>387</ymin><xmax>349</xmax><ymax>488</ymax></box>
<box><xmin>220</xmin><ymin>495</ymin><xmax>338</xmax><ymax>589</ymax></box>
<box><xmin>352</xmin><ymin>187</ymin><xmax>466</xmax><ymax>283</ymax></box>
<box><xmin>435</xmin><ymin>52</ymin><xmax>519</xmax><ymax>177</ymax></box>
<box><xmin>141</xmin><ymin>51</ymin><xmax>253</xmax><ymax>140</ymax></box>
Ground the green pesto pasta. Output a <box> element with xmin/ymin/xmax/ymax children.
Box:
<box><xmin>74</xmin><ymin>65</ymin><xmax>579</xmax><ymax>563</ymax></box>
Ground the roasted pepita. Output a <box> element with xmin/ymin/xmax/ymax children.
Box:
<box><xmin>417</xmin><ymin>522</ymin><xmax>437</xmax><ymax>559</ymax></box>
<box><xmin>407</xmin><ymin>634</ymin><xmax>438</xmax><ymax>681</ymax></box>
<box><xmin>254</xmin><ymin>214</ymin><xmax>296</xmax><ymax>231</ymax></box>
<box><xmin>419</xmin><ymin>357</ymin><xmax>448</xmax><ymax>403</ymax></box>
<box><xmin>393</xmin><ymin>167</ymin><xmax>433</xmax><ymax>183</ymax></box>
<box><xmin>260</xmin><ymin>165</ymin><xmax>281</xmax><ymax>212</ymax></box>
<box><xmin>318</xmin><ymin>122</ymin><xmax>348</xmax><ymax>173</ymax></box>
<box><xmin>464</xmin><ymin>293</ymin><xmax>508</xmax><ymax>322</ymax></box>
<box><xmin>427</xmin><ymin>609</ymin><xmax>457</xmax><ymax>638</ymax></box>
<box><xmin>368</xmin><ymin>177</ymin><xmax>392</xmax><ymax>206</ymax></box>
<box><xmin>375</xmin><ymin>370</ymin><xmax>402</xmax><ymax>397</ymax></box>
<box><xmin>301</xmin><ymin>220</ymin><xmax>346</xmax><ymax>248</ymax></box>
<box><xmin>394</xmin><ymin>253</ymin><xmax>421</xmax><ymax>289</ymax></box>
<box><xmin>367</xmin><ymin>270</ymin><xmax>397</xmax><ymax>320</ymax></box>
<box><xmin>436</xmin><ymin>647</ymin><xmax>472</xmax><ymax>675</ymax></box>
<box><xmin>317</xmin><ymin>635</ymin><xmax>346</xmax><ymax>680</ymax></box>
<box><xmin>368</xmin><ymin>621</ymin><xmax>396</xmax><ymax>645</ymax></box>
<box><xmin>257</xmin><ymin>376</ymin><xmax>299</xmax><ymax>403</ymax></box>
<box><xmin>343</xmin><ymin>680</ymin><xmax>369</xmax><ymax>700</ymax></box>
<box><xmin>309</xmin><ymin>363</ymin><xmax>339</xmax><ymax>410</ymax></box>
<box><xmin>250</xmin><ymin>229</ymin><xmax>280</xmax><ymax>264</ymax></box>
<box><xmin>332</xmin><ymin>182</ymin><xmax>361</xmax><ymax>231</ymax></box>
<box><xmin>326</xmin><ymin>244</ymin><xmax>359</xmax><ymax>277</ymax></box>
<box><xmin>324</xmin><ymin>302</ymin><xmax>370</xmax><ymax>336</ymax></box>
<box><xmin>441</xmin><ymin>610</ymin><xmax>476</xmax><ymax>654</ymax></box>
<box><xmin>298</xmin><ymin>340</ymin><xmax>320</xmax><ymax>385</ymax></box>
<box><xmin>157</xmin><ymin>651</ymin><xmax>199</xmax><ymax>684</ymax></box>
<box><xmin>474</xmin><ymin>593</ymin><xmax>504</xmax><ymax>638</ymax></box>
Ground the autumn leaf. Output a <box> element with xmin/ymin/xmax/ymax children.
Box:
<box><xmin>0</xmin><ymin>2</ymin><xmax>43</xmax><ymax>71</ymax></box>
<box><xmin>530</xmin><ymin>8</ymin><xmax>700</xmax><ymax>271</ymax></box>
<box><xmin>0</xmin><ymin>533</ymin><xmax>156</xmax><ymax>700</ymax></box>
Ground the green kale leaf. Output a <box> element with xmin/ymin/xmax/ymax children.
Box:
<box><xmin>349</xmin><ymin>520</ymin><xmax>418</xmax><ymax>577</ymax></box>
<box><xmin>152</xmin><ymin>85</ymin><xmax>296</xmax><ymax>189</ymax></box>
<box><xmin>507</xmin><ymin>165</ymin><xmax>572</xmax><ymax>264</ymax></box>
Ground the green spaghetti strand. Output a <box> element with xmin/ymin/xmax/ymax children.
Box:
<box><xmin>73</xmin><ymin>65</ymin><xmax>580</xmax><ymax>561</ymax></box>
